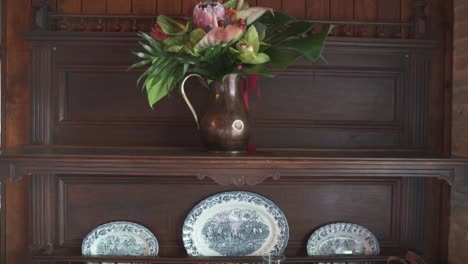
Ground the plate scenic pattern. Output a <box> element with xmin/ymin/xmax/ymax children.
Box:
<box><xmin>307</xmin><ymin>223</ymin><xmax>380</xmax><ymax>256</ymax></box>
<box><xmin>82</xmin><ymin>221</ymin><xmax>159</xmax><ymax>261</ymax></box>
<box><xmin>182</xmin><ymin>191</ymin><xmax>289</xmax><ymax>256</ymax></box>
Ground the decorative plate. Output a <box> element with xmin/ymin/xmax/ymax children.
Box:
<box><xmin>182</xmin><ymin>191</ymin><xmax>289</xmax><ymax>256</ymax></box>
<box><xmin>307</xmin><ymin>223</ymin><xmax>380</xmax><ymax>256</ymax></box>
<box><xmin>82</xmin><ymin>221</ymin><xmax>159</xmax><ymax>260</ymax></box>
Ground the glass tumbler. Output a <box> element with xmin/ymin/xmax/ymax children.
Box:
<box><xmin>262</xmin><ymin>253</ymin><xmax>286</xmax><ymax>264</ymax></box>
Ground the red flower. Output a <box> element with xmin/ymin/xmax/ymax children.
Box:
<box><xmin>150</xmin><ymin>24</ymin><xmax>168</xmax><ymax>41</ymax></box>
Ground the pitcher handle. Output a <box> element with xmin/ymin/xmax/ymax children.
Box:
<box><xmin>180</xmin><ymin>74</ymin><xmax>208</xmax><ymax>130</ymax></box>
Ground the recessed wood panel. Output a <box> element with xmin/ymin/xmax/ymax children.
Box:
<box><xmin>252</xmin><ymin>73</ymin><xmax>397</xmax><ymax>122</ymax></box>
<box><xmin>58</xmin><ymin>176</ymin><xmax>400</xmax><ymax>256</ymax></box>
<box><xmin>29</xmin><ymin>39</ymin><xmax>429</xmax><ymax>150</ymax></box>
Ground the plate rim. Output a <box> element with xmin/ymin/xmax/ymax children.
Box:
<box><xmin>306</xmin><ymin>222</ymin><xmax>380</xmax><ymax>256</ymax></box>
<box><xmin>81</xmin><ymin>220</ymin><xmax>159</xmax><ymax>257</ymax></box>
<box><xmin>182</xmin><ymin>191</ymin><xmax>289</xmax><ymax>256</ymax></box>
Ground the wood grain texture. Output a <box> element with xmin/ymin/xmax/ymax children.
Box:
<box><xmin>354</xmin><ymin>0</ymin><xmax>377</xmax><ymax>37</ymax></box>
<box><xmin>306</xmin><ymin>0</ymin><xmax>330</xmax><ymax>19</ymax></box>
<box><xmin>378</xmin><ymin>0</ymin><xmax>401</xmax><ymax>21</ymax></box>
<box><xmin>57</xmin><ymin>0</ymin><xmax>81</xmax><ymax>13</ymax></box>
<box><xmin>82</xmin><ymin>0</ymin><xmax>106</xmax><ymax>14</ymax></box>
<box><xmin>257</xmin><ymin>0</ymin><xmax>281</xmax><ymax>10</ymax></box>
<box><xmin>23</xmin><ymin>33</ymin><xmax>435</xmax><ymax>152</ymax></box>
<box><xmin>282</xmin><ymin>0</ymin><xmax>306</xmax><ymax>18</ymax></box>
<box><xmin>5</xmin><ymin>3</ymin><xmax>32</xmax><ymax>264</ymax></box>
<box><xmin>132</xmin><ymin>0</ymin><xmax>157</xmax><ymax>15</ymax></box>
<box><xmin>107</xmin><ymin>0</ymin><xmax>131</xmax><ymax>14</ymax></box>
<box><xmin>157</xmin><ymin>0</ymin><xmax>181</xmax><ymax>15</ymax></box>
<box><xmin>355</xmin><ymin>0</ymin><xmax>377</xmax><ymax>20</ymax></box>
<box><xmin>330</xmin><ymin>0</ymin><xmax>354</xmax><ymax>19</ymax></box>
<box><xmin>182</xmin><ymin>0</ymin><xmax>196</xmax><ymax>16</ymax></box>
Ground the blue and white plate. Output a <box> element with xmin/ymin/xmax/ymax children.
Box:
<box><xmin>182</xmin><ymin>191</ymin><xmax>289</xmax><ymax>256</ymax></box>
<box><xmin>307</xmin><ymin>223</ymin><xmax>380</xmax><ymax>256</ymax></box>
<box><xmin>82</xmin><ymin>221</ymin><xmax>159</xmax><ymax>261</ymax></box>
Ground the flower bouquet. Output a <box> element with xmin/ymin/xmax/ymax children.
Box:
<box><xmin>131</xmin><ymin>0</ymin><xmax>332</xmax><ymax>152</ymax></box>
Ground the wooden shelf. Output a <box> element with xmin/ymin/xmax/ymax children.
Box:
<box><xmin>0</xmin><ymin>145</ymin><xmax>466</xmax><ymax>185</ymax></box>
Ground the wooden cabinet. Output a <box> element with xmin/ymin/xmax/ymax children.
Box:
<box><xmin>0</xmin><ymin>0</ymin><xmax>462</xmax><ymax>263</ymax></box>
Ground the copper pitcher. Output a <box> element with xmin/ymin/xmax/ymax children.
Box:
<box><xmin>181</xmin><ymin>73</ymin><xmax>251</xmax><ymax>153</ymax></box>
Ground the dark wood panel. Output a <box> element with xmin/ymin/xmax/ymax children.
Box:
<box><xmin>282</xmin><ymin>0</ymin><xmax>306</xmax><ymax>19</ymax></box>
<box><xmin>306</xmin><ymin>0</ymin><xmax>330</xmax><ymax>19</ymax></box>
<box><xmin>182</xmin><ymin>0</ymin><xmax>195</xmax><ymax>16</ymax></box>
<box><xmin>57</xmin><ymin>0</ymin><xmax>81</xmax><ymax>13</ymax></box>
<box><xmin>354</xmin><ymin>0</ymin><xmax>377</xmax><ymax>37</ymax></box>
<box><xmin>5</xmin><ymin>1</ymin><xmax>34</xmax><ymax>264</ymax></box>
<box><xmin>378</xmin><ymin>0</ymin><xmax>401</xmax><ymax>21</ymax></box>
<box><xmin>23</xmin><ymin>36</ymin><xmax>433</xmax><ymax>151</ymax></box>
<box><xmin>330</xmin><ymin>0</ymin><xmax>354</xmax><ymax>36</ymax></box>
<box><xmin>252</xmin><ymin>73</ymin><xmax>398</xmax><ymax>122</ymax></box>
<box><xmin>157</xmin><ymin>0</ymin><xmax>181</xmax><ymax>16</ymax></box>
<box><xmin>107</xmin><ymin>0</ymin><xmax>131</xmax><ymax>14</ymax></box>
<box><xmin>132</xmin><ymin>0</ymin><xmax>157</xmax><ymax>15</ymax></box>
<box><xmin>257</xmin><ymin>0</ymin><xmax>281</xmax><ymax>10</ymax></box>
<box><xmin>57</xmin><ymin>176</ymin><xmax>400</xmax><ymax>256</ymax></box>
<box><xmin>82</xmin><ymin>0</ymin><xmax>106</xmax><ymax>14</ymax></box>
<box><xmin>330</xmin><ymin>0</ymin><xmax>354</xmax><ymax>19</ymax></box>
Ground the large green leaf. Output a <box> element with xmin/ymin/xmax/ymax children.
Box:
<box><xmin>278</xmin><ymin>25</ymin><xmax>333</xmax><ymax>63</ymax></box>
<box><xmin>266</xmin><ymin>21</ymin><xmax>315</xmax><ymax>44</ymax></box>
<box><xmin>265</xmin><ymin>48</ymin><xmax>300</xmax><ymax>70</ymax></box>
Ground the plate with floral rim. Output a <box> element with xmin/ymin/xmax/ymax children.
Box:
<box><xmin>182</xmin><ymin>191</ymin><xmax>289</xmax><ymax>256</ymax></box>
<box><xmin>307</xmin><ymin>222</ymin><xmax>380</xmax><ymax>256</ymax></box>
<box><xmin>82</xmin><ymin>221</ymin><xmax>158</xmax><ymax>263</ymax></box>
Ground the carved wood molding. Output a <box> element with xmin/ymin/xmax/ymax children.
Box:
<box><xmin>195</xmin><ymin>169</ymin><xmax>281</xmax><ymax>186</ymax></box>
<box><xmin>0</xmin><ymin>152</ymin><xmax>464</xmax><ymax>186</ymax></box>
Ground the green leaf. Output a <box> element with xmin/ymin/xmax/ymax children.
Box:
<box><xmin>147</xmin><ymin>81</ymin><xmax>168</xmax><ymax>107</ymax></box>
<box><xmin>278</xmin><ymin>25</ymin><xmax>333</xmax><ymax>63</ymax></box>
<box><xmin>267</xmin><ymin>20</ymin><xmax>315</xmax><ymax>44</ymax></box>
<box><xmin>189</xmin><ymin>28</ymin><xmax>206</xmax><ymax>45</ymax></box>
<box><xmin>265</xmin><ymin>48</ymin><xmax>300</xmax><ymax>70</ymax></box>
<box><xmin>223</xmin><ymin>0</ymin><xmax>249</xmax><ymax>9</ymax></box>
<box><xmin>157</xmin><ymin>15</ymin><xmax>189</xmax><ymax>36</ymax></box>
<box><xmin>138</xmin><ymin>32</ymin><xmax>163</xmax><ymax>52</ymax></box>
<box><xmin>132</xmin><ymin>51</ymin><xmax>154</xmax><ymax>60</ymax></box>
<box><xmin>128</xmin><ymin>59</ymin><xmax>151</xmax><ymax>70</ymax></box>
